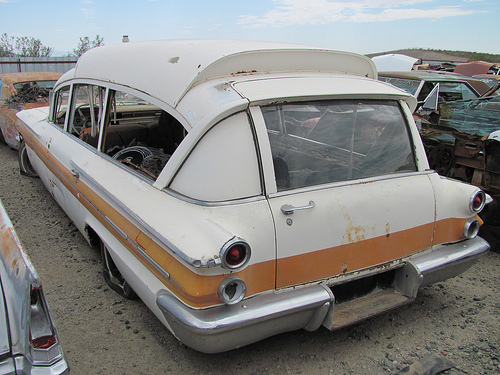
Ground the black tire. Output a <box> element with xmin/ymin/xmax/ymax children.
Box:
<box><xmin>101</xmin><ymin>241</ymin><xmax>138</xmax><ymax>299</ymax></box>
<box><xmin>18</xmin><ymin>141</ymin><xmax>38</xmax><ymax>177</ymax></box>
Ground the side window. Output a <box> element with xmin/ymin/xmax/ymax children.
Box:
<box><xmin>52</xmin><ymin>86</ymin><xmax>71</xmax><ymax>129</ymax></box>
<box><xmin>169</xmin><ymin>112</ymin><xmax>261</xmax><ymax>202</ymax></box>
<box><xmin>102</xmin><ymin>90</ymin><xmax>185</xmax><ymax>180</ymax></box>
<box><xmin>439</xmin><ymin>82</ymin><xmax>478</xmax><ymax>101</ymax></box>
<box><xmin>67</xmin><ymin>84</ymin><xmax>106</xmax><ymax>148</ymax></box>
<box><xmin>262</xmin><ymin>100</ymin><xmax>417</xmax><ymax>191</ymax></box>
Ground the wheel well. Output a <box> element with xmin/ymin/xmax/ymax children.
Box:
<box><xmin>85</xmin><ymin>224</ymin><xmax>101</xmax><ymax>250</ymax></box>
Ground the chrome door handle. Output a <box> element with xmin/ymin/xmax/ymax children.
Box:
<box><xmin>69</xmin><ymin>160</ymin><xmax>80</xmax><ymax>179</ymax></box>
<box><xmin>281</xmin><ymin>201</ymin><xmax>315</xmax><ymax>215</ymax></box>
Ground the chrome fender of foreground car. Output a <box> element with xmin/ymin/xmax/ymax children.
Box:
<box><xmin>0</xmin><ymin>199</ymin><xmax>69</xmax><ymax>374</ymax></box>
<box><xmin>16</xmin><ymin>40</ymin><xmax>490</xmax><ymax>353</ymax></box>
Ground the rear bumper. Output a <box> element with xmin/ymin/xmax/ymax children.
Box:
<box><xmin>157</xmin><ymin>284</ymin><xmax>333</xmax><ymax>353</ymax></box>
<box><xmin>156</xmin><ymin>236</ymin><xmax>489</xmax><ymax>353</ymax></box>
<box><xmin>398</xmin><ymin>236</ymin><xmax>490</xmax><ymax>298</ymax></box>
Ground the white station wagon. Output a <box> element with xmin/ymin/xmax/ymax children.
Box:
<box><xmin>16</xmin><ymin>40</ymin><xmax>490</xmax><ymax>353</ymax></box>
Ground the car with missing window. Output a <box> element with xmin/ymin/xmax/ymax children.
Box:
<box><xmin>0</xmin><ymin>72</ymin><xmax>62</xmax><ymax>151</ymax></box>
<box><xmin>378</xmin><ymin>71</ymin><xmax>492</xmax><ymax>113</ymax></box>
<box><xmin>0</xmin><ymin>198</ymin><xmax>69</xmax><ymax>374</ymax></box>
<box><xmin>15</xmin><ymin>40</ymin><xmax>490</xmax><ymax>353</ymax></box>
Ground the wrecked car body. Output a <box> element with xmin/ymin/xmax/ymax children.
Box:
<box><xmin>0</xmin><ymin>198</ymin><xmax>69</xmax><ymax>374</ymax></box>
<box><xmin>15</xmin><ymin>40</ymin><xmax>489</xmax><ymax>353</ymax></box>
<box><xmin>0</xmin><ymin>72</ymin><xmax>62</xmax><ymax>150</ymax></box>
<box><xmin>379</xmin><ymin>70</ymin><xmax>500</xmax><ymax>194</ymax></box>
<box><xmin>421</xmin><ymin>94</ymin><xmax>500</xmax><ymax>196</ymax></box>
<box><xmin>379</xmin><ymin>70</ymin><xmax>492</xmax><ymax>101</ymax></box>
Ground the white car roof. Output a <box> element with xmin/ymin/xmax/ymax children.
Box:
<box><xmin>58</xmin><ymin>39</ymin><xmax>378</xmax><ymax>109</ymax></box>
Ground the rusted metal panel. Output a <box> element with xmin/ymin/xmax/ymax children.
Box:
<box><xmin>0</xmin><ymin>72</ymin><xmax>62</xmax><ymax>149</ymax></box>
<box><xmin>420</xmin><ymin>96</ymin><xmax>500</xmax><ymax>195</ymax></box>
<box><xmin>454</xmin><ymin>61</ymin><xmax>499</xmax><ymax>77</ymax></box>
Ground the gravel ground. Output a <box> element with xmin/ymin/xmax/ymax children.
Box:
<box><xmin>0</xmin><ymin>142</ymin><xmax>499</xmax><ymax>375</ymax></box>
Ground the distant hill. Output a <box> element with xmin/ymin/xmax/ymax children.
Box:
<box><xmin>366</xmin><ymin>49</ymin><xmax>500</xmax><ymax>64</ymax></box>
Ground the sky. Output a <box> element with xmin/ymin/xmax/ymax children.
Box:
<box><xmin>1</xmin><ymin>0</ymin><xmax>499</xmax><ymax>56</ymax></box>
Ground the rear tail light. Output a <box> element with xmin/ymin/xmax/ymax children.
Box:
<box><xmin>218</xmin><ymin>276</ymin><xmax>247</xmax><ymax>305</ymax></box>
<box><xmin>220</xmin><ymin>237</ymin><xmax>251</xmax><ymax>270</ymax></box>
<box><xmin>470</xmin><ymin>190</ymin><xmax>486</xmax><ymax>213</ymax></box>
<box><xmin>30</xmin><ymin>285</ymin><xmax>57</xmax><ymax>349</ymax></box>
<box><xmin>463</xmin><ymin>218</ymin><xmax>480</xmax><ymax>239</ymax></box>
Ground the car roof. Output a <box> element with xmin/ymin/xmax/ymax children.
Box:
<box><xmin>57</xmin><ymin>39</ymin><xmax>378</xmax><ymax>109</ymax></box>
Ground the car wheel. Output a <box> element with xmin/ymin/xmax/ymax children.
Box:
<box><xmin>18</xmin><ymin>141</ymin><xmax>38</xmax><ymax>177</ymax></box>
<box><xmin>101</xmin><ymin>241</ymin><xmax>138</xmax><ymax>299</ymax></box>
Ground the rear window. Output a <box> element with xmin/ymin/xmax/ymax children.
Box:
<box><xmin>379</xmin><ymin>77</ymin><xmax>420</xmax><ymax>96</ymax></box>
<box><xmin>262</xmin><ymin>100</ymin><xmax>417</xmax><ymax>191</ymax></box>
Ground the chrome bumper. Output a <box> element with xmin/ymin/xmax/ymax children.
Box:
<box><xmin>157</xmin><ymin>284</ymin><xmax>333</xmax><ymax>353</ymax></box>
<box><xmin>396</xmin><ymin>236</ymin><xmax>490</xmax><ymax>298</ymax></box>
<box><xmin>156</xmin><ymin>237</ymin><xmax>489</xmax><ymax>353</ymax></box>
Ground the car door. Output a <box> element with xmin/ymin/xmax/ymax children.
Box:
<box><xmin>30</xmin><ymin>83</ymin><xmax>107</xmax><ymax>226</ymax></box>
<box><xmin>254</xmin><ymin>100</ymin><xmax>437</xmax><ymax>289</ymax></box>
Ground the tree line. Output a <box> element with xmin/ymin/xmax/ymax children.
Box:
<box><xmin>0</xmin><ymin>33</ymin><xmax>104</xmax><ymax>58</ymax></box>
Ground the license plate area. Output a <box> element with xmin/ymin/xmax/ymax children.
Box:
<box><xmin>323</xmin><ymin>268</ymin><xmax>414</xmax><ymax>330</ymax></box>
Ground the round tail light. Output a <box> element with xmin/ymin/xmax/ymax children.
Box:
<box><xmin>218</xmin><ymin>276</ymin><xmax>247</xmax><ymax>305</ymax></box>
<box><xmin>220</xmin><ymin>238</ymin><xmax>251</xmax><ymax>270</ymax></box>
<box><xmin>463</xmin><ymin>218</ymin><xmax>480</xmax><ymax>239</ymax></box>
<box><xmin>470</xmin><ymin>190</ymin><xmax>486</xmax><ymax>213</ymax></box>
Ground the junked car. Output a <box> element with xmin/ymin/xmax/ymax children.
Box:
<box><xmin>420</xmin><ymin>93</ymin><xmax>500</xmax><ymax>197</ymax></box>
<box><xmin>0</xmin><ymin>199</ymin><xmax>69</xmax><ymax>374</ymax></box>
<box><xmin>378</xmin><ymin>70</ymin><xmax>492</xmax><ymax>105</ymax></box>
<box><xmin>0</xmin><ymin>72</ymin><xmax>62</xmax><ymax>150</ymax></box>
<box><xmin>379</xmin><ymin>70</ymin><xmax>500</xmax><ymax>196</ymax></box>
<box><xmin>15</xmin><ymin>40</ymin><xmax>490</xmax><ymax>353</ymax></box>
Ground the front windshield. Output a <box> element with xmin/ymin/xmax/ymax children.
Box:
<box><xmin>262</xmin><ymin>100</ymin><xmax>417</xmax><ymax>191</ymax></box>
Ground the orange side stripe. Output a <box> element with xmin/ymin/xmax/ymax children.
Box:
<box><xmin>19</xmin><ymin>122</ymin><xmax>472</xmax><ymax>307</ymax></box>
<box><xmin>20</xmin><ymin>126</ymin><xmax>275</xmax><ymax>307</ymax></box>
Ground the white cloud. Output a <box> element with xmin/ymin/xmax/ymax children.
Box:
<box><xmin>238</xmin><ymin>0</ymin><xmax>478</xmax><ymax>28</ymax></box>
<box><xmin>351</xmin><ymin>6</ymin><xmax>475</xmax><ymax>22</ymax></box>
<box><xmin>80</xmin><ymin>8</ymin><xmax>94</xmax><ymax>16</ymax></box>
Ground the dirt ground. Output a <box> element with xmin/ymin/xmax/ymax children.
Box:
<box><xmin>0</xmin><ymin>142</ymin><xmax>499</xmax><ymax>375</ymax></box>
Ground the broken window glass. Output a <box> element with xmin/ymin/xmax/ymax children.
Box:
<box><xmin>102</xmin><ymin>90</ymin><xmax>186</xmax><ymax>180</ymax></box>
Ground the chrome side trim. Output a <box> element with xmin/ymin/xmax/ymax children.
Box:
<box><xmin>70</xmin><ymin>161</ymin><xmax>207</xmax><ymax>268</ymax></box>
<box><xmin>268</xmin><ymin>170</ymin><xmax>435</xmax><ymax>198</ymax></box>
<box><xmin>104</xmin><ymin>216</ymin><xmax>128</xmax><ymax>240</ymax></box>
<box><xmin>162</xmin><ymin>187</ymin><xmax>267</xmax><ymax>207</ymax></box>
<box><xmin>130</xmin><ymin>241</ymin><xmax>182</xmax><ymax>288</ymax></box>
<box><xmin>156</xmin><ymin>284</ymin><xmax>334</xmax><ymax>353</ymax></box>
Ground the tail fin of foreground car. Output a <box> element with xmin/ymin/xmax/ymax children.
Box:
<box><xmin>0</xmin><ymin>199</ymin><xmax>69</xmax><ymax>374</ymax></box>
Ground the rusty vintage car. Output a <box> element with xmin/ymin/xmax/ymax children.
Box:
<box><xmin>0</xmin><ymin>72</ymin><xmax>62</xmax><ymax>151</ymax></box>
<box><xmin>15</xmin><ymin>40</ymin><xmax>490</xmax><ymax>353</ymax></box>
<box><xmin>0</xmin><ymin>198</ymin><xmax>69</xmax><ymax>374</ymax></box>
